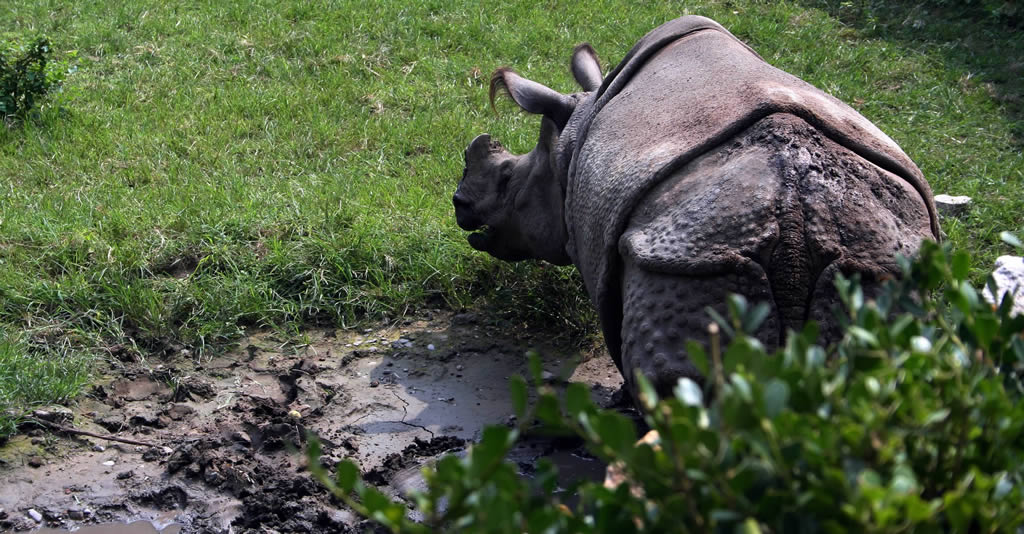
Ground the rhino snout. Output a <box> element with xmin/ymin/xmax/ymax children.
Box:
<box><xmin>453</xmin><ymin>192</ymin><xmax>482</xmax><ymax>231</ymax></box>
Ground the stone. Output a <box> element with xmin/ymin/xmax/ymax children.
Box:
<box><xmin>93</xmin><ymin>414</ymin><xmax>126</xmax><ymax>432</ymax></box>
<box><xmin>983</xmin><ymin>255</ymin><xmax>1024</xmax><ymax>317</ymax></box>
<box><xmin>26</xmin><ymin>509</ymin><xmax>42</xmax><ymax>523</ymax></box>
<box><xmin>934</xmin><ymin>194</ymin><xmax>972</xmax><ymax>217</ymax></box>
<box><xmin>230</xmin><ymin>431</ymin><xmax>252</xmax><ymax>447</ymax></box>
<box><xmin>32</xmin><ymin>406</ymin><xmax>74</xmax><ymax>426</ymax></box>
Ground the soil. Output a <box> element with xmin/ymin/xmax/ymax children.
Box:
<box><xmin>0</xmin><ymin>310</ymin><xmax>625</xmax><ymax>533</ymax></box>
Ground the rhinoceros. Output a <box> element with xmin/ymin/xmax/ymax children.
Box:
<box><xmin>453</xmin><ymin>15</ymin><xmax>940</xmax><ymax>399</ymax></box>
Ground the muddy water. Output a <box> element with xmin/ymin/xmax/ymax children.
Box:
<box><xmin>0</xmin><ymin>310</ymin><xmax>624</xmax><ymax>532</ymax></box>
<box><xmin>36</xmin><ymin>521</ymin><xmax>181</xmax><ymax>534</ymax></box>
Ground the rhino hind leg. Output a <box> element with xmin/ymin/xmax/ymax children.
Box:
<box><xmin>619</xmin><ymin>257</ymin><xmax>781</xmax><ymax>399</ymax></box>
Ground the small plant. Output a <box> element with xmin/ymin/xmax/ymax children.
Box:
<box><xmin>309</xmin><ymin>236</ymin><xmax>1024</xmax><ymax>532</ymax></box>
<box><xmin>0</xmin><ymin>37</ymin><xmax>70</xmax><ymax>122</ymax></box>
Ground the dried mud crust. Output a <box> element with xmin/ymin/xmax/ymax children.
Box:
<box><xmin>0</xmin><ymin>310</ymin><xmax>623</xmax><ymax>533</ymax></box>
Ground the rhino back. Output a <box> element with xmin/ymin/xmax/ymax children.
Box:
<box><xmin>565</xmin><ymin>18</ymin><xmax>938</xmax><ymax>361</ymax></box>
<box><xmin>622</xmin><ymin>113</ymin><xmax>933</xmax><ymax>336</ymax></box>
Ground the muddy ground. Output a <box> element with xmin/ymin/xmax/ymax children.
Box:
<box><xmin>0</xmin><ymin>310</ymin><xmax>626</xmax><ymax>533</ymax></box>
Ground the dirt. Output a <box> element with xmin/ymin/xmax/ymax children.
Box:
<box><xmin>0</xmin><ymin>310</ymin><xmax>625</xmax><ymax>533</ymax></box>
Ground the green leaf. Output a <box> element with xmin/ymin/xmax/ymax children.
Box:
<box><xmin>566</xmin><ymin>382</ymin><xmax>592</xmax><ymax>417</ymax></box>
<box><xmin>527</xmin><ymin>351</ymin><xmax>543</xmax><ymax>384</ymax></box>
<box><xmin>675</xmin><ymin>377</ymin><xmax>703</xmax><ymax>406</ymax></box>
<box><xmin>735</xmin><ymin>518</ymin><xmax>763</xmax><ymax>534</ymax></box>
<box><xmin>762</xmin><ymin>379</ymin><xmax>789</xmax><ymax>418</ymax></box>
<box><xmin>951</xmin><ymin>250</ymin><xmax>971</xmax><ymax>280</ymax></box>
<box><xmin>706</xmin><ymin>306</ymin><xmax>735</xmax><ymax>337</ymax></box>
<box><xmin>685</xmin><ymin>341</ymin><xmax>710</xmax><ymax>376</ymax></box>
<box><xmin>595</xmin><ymin>412</ymin><xmax>636</xmax><ymax>454</ymax></box>
<box><xmin>1000</xmin><ymin>231</ymin><xmax>1023</xmax><ymax>249</ymax></box>
<box><xmin>730</xmin><ymin>373</ymin><xmax>752</xmax><ymax>402</ymax></box>
<box><xmin>509</xmin><ymin>375</ymin><xmax>528</xmax><ymax>419</ymax></box>
<box><xmin>535</xmin><ymin>393</ymin><xmax>562</xmax><ymax>427</ymax></box>
<box><xmin>469</xmin><ymin>426</ymin><xmax>515</xmax><ymax>479</ymax></box>
<box><xmin>889</xmin><ymin>465</ymin><xmax>918</xmax><ymax>495</ymax></box>
<box><xmin>635</xmin><ymin>372</ymin><xmax>659</xmax><ymax>410</ymax></box>
<box><xmin>336</xmin><ymin>460</ymin><xmax>360</xmax><ymax>492</ymax></box>
<box><xmin>847</xmin><ymin>326</ymin><xmax>879</xmax><ymax>347</ymax></box>
<box><xmin>742</xmin><ymin>302</ymin><xmax>772</xmax><ymax>335</ymax></box>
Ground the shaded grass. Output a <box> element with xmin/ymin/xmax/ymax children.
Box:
<box><xmin>0</xmin><ymin>0</ymin><xmax>1021</xmax><ymax>434</ymax></box>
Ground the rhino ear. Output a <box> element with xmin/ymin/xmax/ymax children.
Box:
<box><xmin>490</xmin><ymin>68</ymin><xmax>574</xmax><ymax>129</ymax></box>
<box><xmin>571</xmin><ymin>44</ymin><xmax>602</xmax><ymax>92</ymax></box>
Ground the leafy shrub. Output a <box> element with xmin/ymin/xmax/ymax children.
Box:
<box><xmin>0</xmin><ymin>37</ymin><xmax>70</xmax><ymax>122</ymax></box>
<box><xmin>309</xmin><ymin>236</ymin><xmax>1024</xmax><ymax>533</ymax></box>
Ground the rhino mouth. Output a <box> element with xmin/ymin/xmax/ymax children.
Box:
<box><xmin>467</xmin><ymin>225</ymin><xmax>492</xmax><ymax>251</ymax></box>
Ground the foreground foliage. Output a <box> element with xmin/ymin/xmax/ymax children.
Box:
<box><xmin>311</xmin><ymin>238</ymin><xmax>1024</xmax><ymax>532</ymax></box>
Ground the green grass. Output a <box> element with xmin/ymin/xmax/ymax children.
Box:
<box><xmin>0</xmin><ymin>329</ymin><xmax>93</xmax><ymax>438</ymax></box>
<box><xmin>0</xmin><ymin>0</ymin><xmax>1021</xmax><ymax>436</ymax></box>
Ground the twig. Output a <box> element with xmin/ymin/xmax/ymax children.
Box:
<box><xmin>27</xmin><ymin>418</ymin><xmax>164</xmax><ymax>449</ymax></box>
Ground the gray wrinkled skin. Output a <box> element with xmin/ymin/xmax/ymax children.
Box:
<box><xmin>454</xmin><ymin>16</ymin><xmax>940</xmax><ymax>400</ymax></box>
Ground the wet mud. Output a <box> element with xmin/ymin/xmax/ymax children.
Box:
<box><xmin>0</xmin><ymin>310</ymin><xmax>623</xmax><ymax>533</ymax></box>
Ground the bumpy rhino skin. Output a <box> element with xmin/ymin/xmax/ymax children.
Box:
<box><xmin>563</xmin><ymin>16</ymin><xmax>940</xmax><ymax>389</ymax></box>
<box><xmin>616</xmin><ymin>113</ymin><xmax>933</xmax><ymax>394</ymax></box>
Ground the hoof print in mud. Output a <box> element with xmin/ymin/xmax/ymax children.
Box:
<box><xmin>134</xmin><ymin>485</ymin><xmax>189</xmax><ymax>511</ymax></box>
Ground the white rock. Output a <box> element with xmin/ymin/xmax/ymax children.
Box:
<box><xmin>27</xmin><ymin>509</ymin><xmax>43</xmax><ymax>523</ymax></box>
<box><xmin>934</xmin><ymin>194</ymin><xmax>972</xmax><ymax>217</ymax></box>
<box><xmin>426</xmin><ymin>344</ymin><xmax>435</xmax><ymax>351</ymax></box>
<box><xmin>983</xmin><ymin>255</ymin><xmax>1024</xmax><ymax>317</ymax></box>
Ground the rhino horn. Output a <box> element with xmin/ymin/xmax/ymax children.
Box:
<box><xmin>571</xmin><ymin>43</ymin><xmax>602</xmax><ymax>91</ymax></box>
<box><xmin>490</xmin><ymin>68</ymin><xmax>575</xmax><ymax>129</ymax></box>
<box><xmin>465</xmin><ymin>133</ymin><xmax>501</xmax><ymax>160</ymax></box>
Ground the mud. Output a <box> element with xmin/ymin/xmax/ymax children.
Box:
<box><xmin>0</xmin><ymin>310</ymin><xmax>624</xmax><ymax>533</ymax></box>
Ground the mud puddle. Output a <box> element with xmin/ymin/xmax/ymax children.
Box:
<box><xmin>0</xmin><ymin>310</ymin><xmax>623</xmax><ymax>532</ymax></box>
<box><xmin>36</xmin><ymin>521</ymin><xmax>181</xmax><ymax>534</ymax></box>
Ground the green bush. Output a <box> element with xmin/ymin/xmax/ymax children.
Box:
<box><xmin>0</xmin><ymin>37</ymin><xmax>70</xmax><ymax>121</ymax></box>
<box><xmin>310</xmin><ymin>237</ymin><xmax>1024</xmax><ymax>533</ymax></box>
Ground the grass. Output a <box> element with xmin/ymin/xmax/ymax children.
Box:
<box><xmin>0</xmin><ymin>0</ymin><xmax>1021</xmax><ymax>437</ymax></box>
<box><xmin>0</xmin><ymin>329</ymin><xmax>93</xmax><ymax>439</ymax></box>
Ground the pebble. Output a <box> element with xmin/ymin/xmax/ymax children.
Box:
<box><xmin>116</xmin><ymin>470</ymin><xmax>134</xmax><ymax>480</ymax></box>
<box><xmin>67</xmin><ymin>509</ymin><xmax>85</xmax><ymax>520</ymax></box>
<box><xmin>934</xmin><ymin>194</ymin><xmax>972</xmax><ymax>217</ymax></box>
<box><xmin>27</xmin><ymin>457</ymin><xmax>43</xmax><ymax>468</ymax></box>
<box><xmin>102</xmin><ymin>460</ymin><xmax>115</xmax><ymax>466</ymax></box>
<box><xmin>92</xmin><ymin>444</ymin><xmax>105</xmax><ymax>452</ymax></box>
<box><xmin>27</xmin><ymin>509</ymin><xmax>43</xmax><ymax>523</ymax></box>
<box><xmin>427</xmin><ymin>344</ymin><xmax>435</xmax><ymax>351</ymax></box>
<box><xmin>369</xmin><ymin>380</ymin><xmax>380</xmax><ymax>388</ymax></box>
<box><xmin>231</xmin><ymin>431</ymin><xmax>253</xmax><ymax>447</ymax></box>
<box><xmin>391</xmin><ymin>338</ymin><xmax>413</xmax><ymax>349</ymax></box>
<box><xmin>455</xmin><ymin>364</ymin><xmax>464</xmax><ymax>371</ymax></box>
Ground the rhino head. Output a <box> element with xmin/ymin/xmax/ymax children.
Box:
<box><xmin>453</xmin><ymin>45</ymin><xmax>604</xmax><ymax>265</ymax></box>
